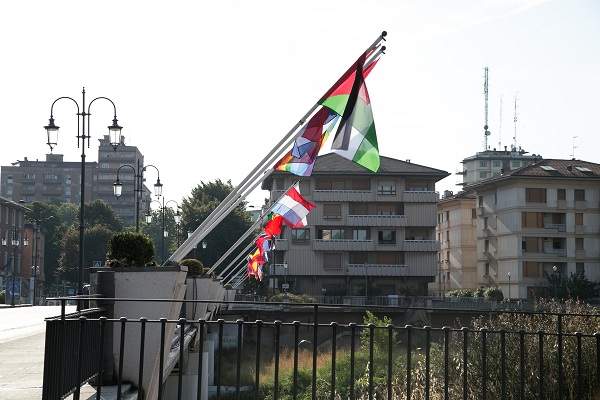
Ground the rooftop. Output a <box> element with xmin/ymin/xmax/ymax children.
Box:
<box><xmin>464</xmin><ymin>158</ymin><xmax>600</xmax><ymax>190</ymax></box>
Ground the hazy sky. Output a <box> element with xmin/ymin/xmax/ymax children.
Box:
<box><xmin>1</xmin><ymin>0</ymin><xmax>599</xmax><ymax>207</ymax></box>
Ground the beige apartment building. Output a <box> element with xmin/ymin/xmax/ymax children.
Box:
<box><xmin>435</xmin><ymin>192</ymin><xmax>478</xmax><ymax>295</ymax></box>
<box><xmin>465</xmin><ymin>159</ymin><xmax>600</xmax><ymax>299</ymax></box>
<box><xmin>262</xmin><ymin>153</ymin><xmax>448</xmax><ymax>298</ymax></box>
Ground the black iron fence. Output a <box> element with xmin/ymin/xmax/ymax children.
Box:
<box><xmin>42</xmin><ymin>297</ymin><xmax>600</xmax><ymax>400</ymax></box>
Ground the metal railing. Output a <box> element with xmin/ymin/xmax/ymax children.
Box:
<box><xmin>42</xmin><ymin>297</ymin><xmax>600</xmax><ymax>400</ymax></box>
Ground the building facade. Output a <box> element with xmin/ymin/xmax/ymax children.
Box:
<box><xmin>262</xmin><ymin>153</ymin><xmax>448</xmax><ymax>297</ymax></box>
<box><xmin>95</xmin><ymin>135</ymin><xmax>151</xmax><ymax>226</ymax></box>
<box><xmin>0</xmin><ymin>135</ymin><xmax>150</xmax><ymax>227</ymax></box>
<box><xmin>466</xmin><ymin>159</ymin><xmax>600</xmax><ymax>299</ymax></box>
<box><xmin>435</xmin><ymin>192</ymin><xmax>478</xmax><ymax>295</ymax></box>
<box><xmin>0</xmin><ymin>196</ymin><xmax>30</xmax><ymax>304</ymax></box>
<box><xmin>458</xmin><ymin>146</ymin><xmax>542</xmax><ymax>186</ymax></box>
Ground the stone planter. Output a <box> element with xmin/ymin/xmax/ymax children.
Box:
<box><xmin>91</xmin><ymin>265</ymin><xmax>188</xmax><ymax>400</ymax></box>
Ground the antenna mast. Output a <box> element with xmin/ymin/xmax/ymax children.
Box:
<box><xmin>498</xmin><ymin>95</ymin><xmax>503</xmax><ymax>149</ymax></box>
<box><xmin>513</xmin><ymin>94</ymin><xmax>518</xmax><ymax>150</ymax></box>
<box><xmin>483</xmin><ymin>67</ymin><xmax>491</xmax><ymax>150</ymax></box>
<box><xmin>571</xmin><ymin>136</ymin><xmax>578</xmax><ymax>159</ymax></box>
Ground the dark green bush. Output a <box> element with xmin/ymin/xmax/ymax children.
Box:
<box><xmin>180</xmin><ymin>258</ymin><xmax>204</xmax><ymax>276</ymax></box>
<box><xmin>107</xmin><ymin>232</ymin><xmax>154</xmax><ymax>267</ymax></box>
<box><xmin>484</xmin><ymin>286</ymin><xmax>504</xmax><ymax>301</ymax></box>
<box><xmin>447</xmin><ymin>289</ymin><xmax>474</xmax><ymax>297</ymax></box>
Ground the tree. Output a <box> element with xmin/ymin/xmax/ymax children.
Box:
<box><xmin>546</xmin><ymin>271</ymin><xmax>598</xmax><ymax>300</ymax></box>
<box><xmin>180</xmin><ymin>180</ymin><xmax>253</xmax><ymax>270</ymax></box>
<box><xmin>140</xmin><ymin>207</ymin><xmax>179</xmax><ymax>263</ymax></box>
<box><xmin>83</xmin><ymin>200</ymin><xmax>123</xmax><ymax>231</ymax></box>
<box><xmin>58</xmin><ymin>224</ymin><xmax>115</xmax><ymax>283</ymax></box>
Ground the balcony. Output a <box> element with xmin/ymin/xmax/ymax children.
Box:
<box><xmin>346</xmin><ymin>264</ymin><xmax>408</xmax><ymax>277</ymax></box>
<box><xmin>269</xmin><ymin>263</ymin><xmax>288</xmax><ymax>275</ymax></box>
<box><xmin>312</xmin><ymin>239</ymin><xmax>374</xmax><ymax>251</ymax></box>
<box><xmin>402</xmin><ymin>191</ymin><xmax>439</xmax><ymax>203</ymax></box>
<box><xmin>347</xmin><ymin>214</ymin><xmax>407</xmax><ymax>227</ymax></box>
<box><xmin>544</xmin><ymin>223</ymin><xmax>566</xmax><ymax>232</ymax></box>
<box><xmin>313</xmin><ymin>190</ymin><xmax>373</xmax><ymax>202</ymax></box>
<box><xmin>401</xmin><ymin>240</ymin><xmax>439</xmax><ymax>252</ymax></box>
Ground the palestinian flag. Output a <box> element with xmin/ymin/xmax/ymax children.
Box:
<box><xmin>320</xmin><ymin>51</ymin><xmax>380</xmax><ymax>172</ymax></box>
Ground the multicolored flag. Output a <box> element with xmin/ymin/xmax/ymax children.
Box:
<box><xmin>255</xmin><ymin>234</ymin><xmax>273</xmax><ymax>262</ymax></box>
<box><xmin>247</xmin><ymin>248</ymin><xmax>265</xmax><ymax>281</ymax></box>
<box><xmin>320</xmin><ymin>52</ymin><xmax>380</xmax><ymax>172</ymax></box>
<box><xmin>270</xmin><ymin>183</ymin><xmax>315</xmax><ymax>228</ymax></box>
<box><xmin>274</xmin><ymin>107</ymin><xmax>339</xmax><ymax>176</ymax></box>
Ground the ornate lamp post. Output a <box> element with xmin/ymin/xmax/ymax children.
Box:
<box><xmin>507</xmin><ymin>271</ymin><xmax>511</xmax><ymax>301</ymax></box>
<box><xmin>113</xmin><ymin>162</ymin><xmax>162</xmax><ymax>231</ymax></box>
<box><xmin>44</xmin><ymin>88</ymin><xmax>123</xmax><ymax>297</ymax></box>
<box><xmin>145</xmin><ymin>199</ymin><xmax>181</xmax><ymax>263</ymax></box>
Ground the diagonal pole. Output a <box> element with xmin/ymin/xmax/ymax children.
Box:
<box><xmin>168</xmin><ymin>32</ymin><xmax>387</xmax><ymax>263</ymax></box>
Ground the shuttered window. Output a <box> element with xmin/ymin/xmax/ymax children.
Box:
<box><xmin>523</xmin><ymin>261</ymin><xmax>540</xmax><ymax>277</ymax></box>
<box><xmin>526</xmin><ymin>188</ymin><xmax>546</xmax><ymax>203</ymax></box>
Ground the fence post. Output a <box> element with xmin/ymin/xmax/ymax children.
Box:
<box><xmin>557</xmin><ymin>314</ymin><xmax>563</xmax><ymax>399</ymax></box>
<box><xmin>462</xmin><ymin>327</ymin><xmax>468</xmax><ymax>400</ymax></box>
<box><xmin>538</xmin><ymin>330</ymin><xmax>544</xmax><ymax>400</ymax></box>
<box><xmin>443</xmin><ymin>326</ymin><xmax>450</xmax><ymax>400</ymax></box>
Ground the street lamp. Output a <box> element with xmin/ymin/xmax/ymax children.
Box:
<box><xmin>507</xmin><ymin>271</ymin><xmax>511</xmax><ymax>301</ymax></box>
<box><xmin>7</xmin><ymin>227</ymin><xmax>27</xmax><ymax>306</ymax></box>
<box><xmin>44</xmin><ymin>88</ymin><xmax>123</xmax><ymax>297</ymax></box>
<box><xmin>145</xmin><ymin>198</ymin><xmax>182</xmax><ymax>263</ymax></box>
<box><xmin>113</xmin><ymin>162</ymin><xmax>161</xmax><ymax>232</ymax></box>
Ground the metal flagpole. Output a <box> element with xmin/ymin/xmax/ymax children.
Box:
<box><xmin>219</xmin><ymin>239</ymin><xmax>258</xmax><ymax>281</ymax></box>
<box><xmin>207</xmin><ymin>181</ymin><xmax>298</xmax><ymax>274</ymax></box>
<box><xmin>222</xmin><ymin>257</ymin><xmax>249</xmax><ymax>283</ymax></box>
<box><xmin>169</xmin><ymin>31</ymin><xmax>387</xmax><ymax>263</ymax></box>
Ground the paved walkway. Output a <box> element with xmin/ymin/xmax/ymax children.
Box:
<box><xmin>0</xmin><ymin>306</ymin><xmax>75</xmax><ymax>399</ymax></box>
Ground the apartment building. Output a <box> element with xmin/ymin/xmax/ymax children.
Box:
<box><xmin>95</xmin><ymin>135</ymin><xmax>151</xmax><ymax>226</ymax></box>
<box><xmin>0</xmin><ymin>135</ymin><xmax>150</xmax><ymax>226</ymax></box>
<box><xmin>0</xmin><ymin>196</ymin><xmax>29</xmax><ymax>304</ymax></box>
<box><xmin>435</xmin><ymin>191</ymin><xmax>478</xmax><ymax>294</ymax></box>
<box><xmin>0</xmin><ymin>154</ymin><xmax>95</xmax><ymax>204</ymax></box>
<box><xmin>458</xmin><ymin>146</ymin><xmax>542</xmax><ymax>186</ymax></box>
<box><xmin>262</xmin><ymin>153</ymin><xmax>448</xmax><ymax>297</ymax></box>
<box><xmin>465</xmin><ymin>159</ymin><xmax>600</xmax><ymax>299</ymax></box>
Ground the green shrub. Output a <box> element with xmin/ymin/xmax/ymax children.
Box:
<box><xmin>447</xmin><ymin>289</ymin><xmax>474</xmax><ymax>297</ymax></box>
<box><xmin>0</xmin><ymin>290</ymin><xmax>4</xmax><ymax>303</ymax></box>
<box><xmin>484</xmin><ymin>286</ymin><xmax>504</xmax><ymax>301</ymax></box>
<box><xmin>107</xmin><ymin>232</ymin><xmax>154</xmax><ymax>267</ymax></box>
<box><xmin>269</xmin><ymin>293</ymin><xmax>316</xmax><ymax>303</ymax></box>
<box><xmin>180</xmin><ymin>258</ymin><xmax>204</xmax><ymax>276</ymax></box>
<box><xmin>473</xmin><ymin>287</ymin><xmax>485</xmax><ymax>297</ymax></box>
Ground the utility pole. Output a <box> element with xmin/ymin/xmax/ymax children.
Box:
<box><xmin>483</xmin><ymin>67</ymin><xmax>491</xmax><ymax>150</ymax></box>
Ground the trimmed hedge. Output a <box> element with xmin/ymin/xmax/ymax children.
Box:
<box><xmin>107</xmin><ymin>232</ymin><xmax>154</xmax><ymax>267</ymax></box>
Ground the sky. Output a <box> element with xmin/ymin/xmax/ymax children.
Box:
<box><xmin>0</xmin><ymin>0</ymin><xmax>599</xmax><ymax>208</ymax></box>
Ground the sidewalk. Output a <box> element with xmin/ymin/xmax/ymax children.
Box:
<box><xmin>0</xmin><ymin>306</ymin><xmax>75</xmax><ymax>399</ymax></box>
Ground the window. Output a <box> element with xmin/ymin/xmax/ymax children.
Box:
<box><xmin>494</xmin><ymin>191</ymin><xmax>498</xmax><ymax>205</ymax></box>
<box><xmin>576</xmin><ymin>238</ymin><xmax>584</xmax><ymax>251</ymax></box>
<box><xmin>485</xmin><ymin>262</ymin><xmax>490</xmax><ymax>276</ymax></box>
<box><xmin>524</xmin><ymin>261</ymin><xmax>540</xmax><ymax>277</ymax></box>
<box><xmin>352</xmin><ymin>229</ymin><xmax>368</xmax><ymax>241</ymax></box>
<box><xmin>511</xmin><ymin>160</ymin><xmax>521</xmax><ymax>169</ymax></box>
<box><xmin>377</xmin><ymin>181</ymin><xmax>396</xmax><ymax>195</ymax></box>
<box><xmin>446</xmin><ymin>251</ymin><xmax>450</xmax><ymax>264</ymax></box>
<box><xmin>315</xmin><ymin>179</ymin><xmax>345</xmax><ymax>190</ymax></box>
<box><xmin>323</xmin><ymin>253</ymin><xmax>342</xmax><ymax>269</ymax></box>
<box><xmin>378</xmin><ymin>230</ymin><xmax>396</xmax><ymax>244</ymax></box>
<box><xmin>575</xmin><ymin>213</ymin><xmax>583</xmax><ymax>226</ymax></box>
<box><xmin>522</xmin><ymin>212</ymin><xmax>544</xmax><ymax>228</ymax></box>
<box><xmin>100</xmin><ymin>163</ymin><xmax>110</xmax><ymax>169</ymax></box>
<box><xmin>445</xmin><ymin>231</ymin><xmax>450</xmax><ymax>242</ymax></box>
<box><xmin>557</xmin><ymin>189</ymin><xmax>566</xmax><ymax>201</ymax></box>
<box><xmin>299</xmin><ymin>180</ymin><xmax>311</xmax><ymax>194</ymax></box>
<box><xmin>576</xmin><ymin>262</ymin><xmax>585</xmax><ymax>275</ymax></box>
<box><xmin>23</xmin><ymin>173</ymin><xmax>35</xmax><ymax>180</ymax></box>
<box><xmin>480</xmin><ymin>160</ymin><xmax>489</xmax><ymax>167</ymax></box>
<box><xmin>483</xmin><ymin>217</ymin><xmax>488</xmax><ymax>229</ymax></box>
<box><xmin>375</xmin><ymin>252</ymin><xmax>404</xmax><ymax>265</ymax></box>
<box><xmin>291</xmin><ymin>228</ymin><xmax>310</xmax><ymax>242</ymax></box>
<box><xmin>526</xmin><ymin>188</ymin><xmax>546</xmax><ymax>203</ymax></box>
<box><xmin>44</xmin><ymin>174</ymin><xmax>58</xmax><ymax>181</ymax></box>
<box><xmin>7</xmin><ymin>176</ymin><xmax>13</xmax><ymax>184</ymax></box>
<box><xmin>349</xmin><ymin>203</ymin><xmax>368</xmax><ymax>215</ymax></box>
<box><xmin>351</xmin><ymin>178</ymin><xmax>370</xmax><ymax>191</ymax></box>
<box><xmin>445</xmin><ymin>211</ymin><xmax>449</xmax><ymax>222</ymax></box>
<box><xmin>478</xmin><ymin>196</ymin><xmax>483</xmax><ymax>207</ymax></box>
<box><xmin>522</xmin><ymin>237</ymin><xmax>539</xmax><ymax>252</ymax></box>
<box><xmin>376</xmin><ymin>203</ymin><xmax>403</xmax><ymax>215</ymax></box>
<box><xmin>492</xmin><ymin>160</ymin><xmax>502</xmax><ymax>167</ymax></box>
<box><xmin>320</xmin><ymin>229</ymin><xmax>344</xmax><ymax>240</ymax></box>
<box><xmin>472</xmin><ymin>208</ymin><xmax>477</xmax><ymax>219</ymax></box>
<box><xmin>484</xmin><ymin>239</ymin><xmax>489</xmax><ymax>252</ymax></box>
<box><xmin>349</xmin><ymin>252</ymin><xmax>368</xmax><ymax>264</ymax></box>
<box><xmin>479</xmin><ymin>171</ymin><xmax>489</xmax><ymax>179</ymax></box>
<box><xmin>323</xmin><ymin>204</ymin><xmax>342</xmax><ymax>219</ymax></box>
<box><xmin>575</xmin><ymin>189</ymin><xmax>585</xmax><ymax>201</ymax></box>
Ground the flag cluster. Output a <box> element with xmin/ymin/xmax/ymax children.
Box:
<box><xmin>247</xmin><ymin>184</ymin><xmax>315</xmax><ymax>281</ymax></box>
<box><xmin>247</xmin><ymin>44</ymin><xmax>383</xmax><ymax>282</ymax></box>
<box><xmin>275</xmin><ymin>49</ymin><xmax>381</xmax><ymax>175</ymax></box>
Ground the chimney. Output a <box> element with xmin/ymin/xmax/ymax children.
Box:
<box><xmin>567</xmin><ymin>165</ymin><xmax>573</xmax><ymax>172</ymax></box>
<box><xmin>443</xmin><ymin>190</ymin><xmax>454</xmax><ymax>199</ymax></box>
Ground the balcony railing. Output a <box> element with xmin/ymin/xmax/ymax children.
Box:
<box><xmin>402</xmin><ymin>191</ymin><xmax>439</xmax><ymax>203</ymax></box>
<box><xmin>347</xmin><ymin>214</ymin><xmax>407</xmax><ymax>227</ymax></box>
<box><xmin>313</xmin><ymin>239</ymin><xmax>374</xmax><ymax>251</ymax></box>
<box><xmin>544</xmin><ymin>223</ymin><xmax>566</xmax><ymax>232</ymax></box>
<box><xmin>402</xmin><ymin>239</ymin><xmax>439</xmax><ymax>251</ymax></box>
<box><xmin>346</xmin><ymin>264</ymin><xmax>408</xmax><ymax>276</ymax></box>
